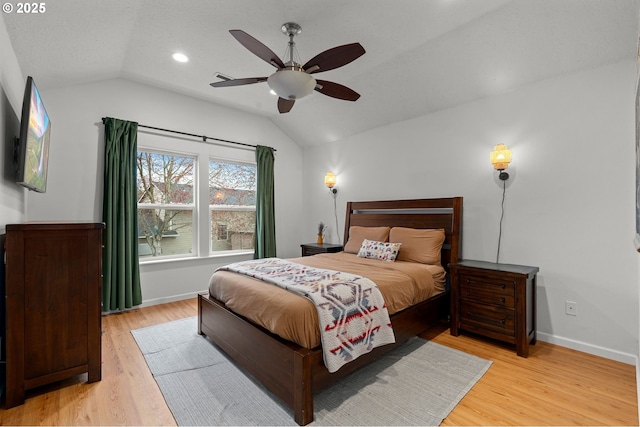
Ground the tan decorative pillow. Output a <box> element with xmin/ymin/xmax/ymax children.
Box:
<box><xmin>389</xmin><ymin>227</ymin><xmax>446</xmax><ymax>265</ymax></box>
<box><xmin>343</xmin><ymin>226</ymin><xmax>391</xmax><ymax>254</ymax></box>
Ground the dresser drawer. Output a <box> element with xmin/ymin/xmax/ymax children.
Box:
<box><xmin>459</xmin><ymin>301</ymin><xmax>515</xmax><ymax>336</ymax></box>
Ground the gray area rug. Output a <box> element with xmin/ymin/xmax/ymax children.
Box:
<box><xmin>132</xmin><ymin>316</ymin><xmax>491</xmax><ymax>426</ymax></box>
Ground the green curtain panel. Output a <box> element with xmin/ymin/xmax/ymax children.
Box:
<box><xmin>254</xmin><ymin>145</ymin><xmax>276</xmax><ymax>258</ymax></box>
<box><xmin>102</xmin><ymin>117</ymin><xmax>142</xmax><ymax>311</ymax></box>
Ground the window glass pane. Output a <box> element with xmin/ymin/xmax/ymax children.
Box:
<box><xmin>138</xmin><ymin>208</ymin><xmax>193</xmax><ymax>257</ymax></box>
<box><xmin>211</xmin><ymin>210</ymin><xmax>255</xmax><ymax>251</ymax></box>
<box><xmin>137</xmin><ymin>152</ymin><xmax>195</xmax><ymax>204</ymax></box>
<box><xmin>209</xmin><ymin>160</ymin><xmax>256</xmax><ymax>253</ymax></box>
<box><xmin>209</xmin><ymin>161</ymin><xmax>256</xmax><ymax>206</ymax></box>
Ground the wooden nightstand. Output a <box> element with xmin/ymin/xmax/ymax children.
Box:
<box><xmin>449</xmin><ymin>260</ymin><xmax>539</xmax><ymax>357</ymax></box>
<box><xmin>300</xmin><ymin>243</ymin><xmax>343</xmax><ymax>257</ymax></box>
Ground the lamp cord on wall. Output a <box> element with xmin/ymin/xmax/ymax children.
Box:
<box><xmin>333</xmin><ymin>193</ymin><xmax>341</xmax><ymax>243</ymax></box>
<box><xmin>496</xmin><ymin>178</ymin><xmax>506</xmax><ymax>263</ymax></box>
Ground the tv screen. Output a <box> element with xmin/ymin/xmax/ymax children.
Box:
<box><xmin>16</xmin><ymin>76</ymin><xmax>51</xmax><ymax>193</ymax></box>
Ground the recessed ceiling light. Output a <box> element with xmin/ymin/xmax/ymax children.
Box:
<box><xmin>172</xmin><ymin>52</ymin><xmax>189</xmax><ymax>63</ymax></box>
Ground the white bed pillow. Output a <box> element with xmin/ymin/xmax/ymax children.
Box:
<box><xmin>357</xmin><ymin>239</ymin><xmax>402</xmax><ymax>262</ymax></box>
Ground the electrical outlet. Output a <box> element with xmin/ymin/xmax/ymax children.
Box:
<box><xmin>565</xmin><ymin>301</ymin><xmax>577</xmax><ymax>316</ymax></box>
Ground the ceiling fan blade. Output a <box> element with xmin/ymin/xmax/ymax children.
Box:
<box><xmin>229</xmin><ymin>29</ymin><xmax>285</xmax><ymax>69</ymax></box>
<box><xmin>210</xmin><ymin>77</ymin><xmax>268</xmax><ymax>88</ymax></box>
<box><xmin>278</xmin><ymin>97</ymin><xmax>295</xmax><ymax>113</ymax></box>
<box><xmin>303</xmin><ymin>43</ymin><xmax>365</xmax><ymax>74</ymax></box>
<box><xmin>315</xmin><ymin>80</ymin><xmax>360</xmax><ymax>101</ymax></box>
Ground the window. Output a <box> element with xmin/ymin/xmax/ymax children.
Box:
<box><xmin>135</xmin><ymin>148</ymin><xmax>256</xmax><ymax>260</ymax></box>
<box><xmin>216</xmin><ymin>223</ymin><xmax>228</xmax><ymax>241</ymax></box>
<box><xmin>209</xmin><ymin>160</ymin><xmax>256</xmax><ymax>253</ymax></box>
<box><xmin>136</xmin><ymin>150</ymin><xmax>195</xmax><ymax>258</ymax></box>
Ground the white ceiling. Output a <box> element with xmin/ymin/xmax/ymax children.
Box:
<box><xmin>3</xmin><ymin>0</ymin><xmax>639</xmax><ymax>147</ymax></box>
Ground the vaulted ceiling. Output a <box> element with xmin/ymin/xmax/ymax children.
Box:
<box><xmin>3</xmin><ymin>0</ymin><xmax>639</xmax><ymax>146</ymax></box>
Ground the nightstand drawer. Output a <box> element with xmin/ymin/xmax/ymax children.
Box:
<box><xmin>300</xmin><ymin>243</ymin><xmax>343</xmax><ymax>257</ymax></box>
<box><xmin>303</xmin><ymin>246</ymin><xmax>326</xmax><ymax>256</ymax></box>
<box><xmin>460</xmin><ymin>301</ymin><xmax>515</xmax><ymax>336</ymax></box>
<box><xmin>459</xmin><ymin>273</ymin><xmax>515</xmax><ymax>295</ymax></box>
<box><xmin>460</xmin><ymin>276</ymin><xmax>515</xmax><ymax>308</ymax></box>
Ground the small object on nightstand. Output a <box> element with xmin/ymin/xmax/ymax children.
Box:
<box><xmin>449</xmin><ymin>260</ymin><xmax>539</xmax><ymax>357</ymax></box>
<box><xmin>300</xmin><ymin>243</ymin><xmax>343</xmax><ymax>257</ymax></box>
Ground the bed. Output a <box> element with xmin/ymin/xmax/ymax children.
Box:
<box><xmin>198</xmin><ymin>197</ymin><xmax>463</xmax><ymax>425</ymax></box>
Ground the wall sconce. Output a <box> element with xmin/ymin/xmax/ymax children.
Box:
<box><xmin>490</xmin><ymin>144</ymin><xmax>512</xmax><ymax>180</ymax></box>
<box><xmin>324</xmin><ymin>171</ymin><xmax>337</xmax><ymax>194</ymax></box>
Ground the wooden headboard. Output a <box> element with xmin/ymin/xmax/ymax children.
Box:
<box><xmin>343</xmin><ymin>197</ymin><xmax>463</xmax><ymax>269</ymax></box>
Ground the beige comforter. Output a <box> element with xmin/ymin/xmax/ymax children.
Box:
<box><xmin>208</xmin><ymin>252</ymin><xmax>446</xmax><ymax>349</ymax></box>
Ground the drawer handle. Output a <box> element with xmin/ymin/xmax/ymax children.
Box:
<box><xmin>466</xmin><ymin>311</ymin><xmax>507</xmax><ymax>325</ymax></box>
<box><xmin>466</xmin><ymin>278</ymin><xmax>506</xmax><ymax>290</ymax></box>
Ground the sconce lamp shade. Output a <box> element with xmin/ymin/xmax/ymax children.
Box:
<box><xmin>324</xmin><ymin>171</ymin><xmax>336</xmax><ymax>188</ymax></box>
<box><xmin>490</xmin><ymin>144</ymin><xmax>512</xmax><ymax>170</ymax></box>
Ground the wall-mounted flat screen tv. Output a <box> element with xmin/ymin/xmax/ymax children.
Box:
<box><xmin>16</xmin><ymin>76</ymin><xmax>51</xmax><ymax>193</ymax></box>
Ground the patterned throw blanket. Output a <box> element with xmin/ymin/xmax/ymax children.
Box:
<box><xmin>218</xmin><ymin>258</ymin><xmax>396</xmax><ymax>373</ymax></box>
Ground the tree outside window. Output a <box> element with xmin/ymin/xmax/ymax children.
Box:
<box><xmin>136</xmin><ymin>151</ymin><xmax>195</xmax><ymax>257</ymax></box>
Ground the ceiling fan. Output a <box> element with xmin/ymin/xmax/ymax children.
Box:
<box><xmin>210</xmin><ymin>22</ymin><xmax>365</xmax><ymax>114</ymax></box>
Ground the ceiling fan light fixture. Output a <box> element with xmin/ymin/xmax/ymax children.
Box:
<box><xmin>267</xmin><ymin>69</ymin><xmax>316</xmax><ymax>100</ymax></box>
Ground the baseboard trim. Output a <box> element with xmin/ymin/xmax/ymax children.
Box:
<box><xmin>140</xmin><ymin>291</ymin><xmax>206</xmax><ymax>308</ymax></box>
<box><xmin>537</xmin><ymin>331</ymin><xmax>637</xmax><ymax>365</ymax></box>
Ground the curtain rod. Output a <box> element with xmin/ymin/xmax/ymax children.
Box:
<box><xmin>101</xmin><ymin>117</ymin><xmax>275</xmax><ymax>151</ymax></box>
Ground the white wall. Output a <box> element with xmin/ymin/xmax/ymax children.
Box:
<box><xmin>0</xmin><ymin>16</ymin><xmax>26</xmax><ymax>231</ymax></box>
<box><xmin>28</xmin><ymin>78</ymin><xmax>304</xmax><ymax>306</ymax></box>
<box><xmin>303</xmin><ymin>61</ymin><xmax>639</xmax><ymax>364</ymax></box>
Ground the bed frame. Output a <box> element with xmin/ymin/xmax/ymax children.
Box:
<box><xmin>198</xmin><ymin>197</ymin><xmax>463</xmax><ymax>425</ymax></box>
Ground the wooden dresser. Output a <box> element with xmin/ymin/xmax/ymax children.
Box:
<box><xmin>449</xmin><ymin>260</ymin><xmax>539</xmax><ymax>357</ymax></box>
<box><xmin>4</xmin><ymin>222</ymin><xmax>104</xmax><ymax>407</ymax></box>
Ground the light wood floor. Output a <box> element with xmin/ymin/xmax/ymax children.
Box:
<box><xmin>1</xmin><ymin>298</ymin><xmax>637</xmax><ymax>426</ymax></box>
